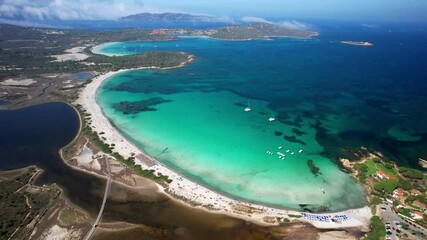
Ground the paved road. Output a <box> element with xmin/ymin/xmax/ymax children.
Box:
<box><xmin>379</xmin><ymin>204</ymin><xmax>426</xmax><ymax>240</ymax></box>
<box><xmin>83</xmin><ymin>156</ymin><xmax>112</xmax><ymax>240</ymax></box>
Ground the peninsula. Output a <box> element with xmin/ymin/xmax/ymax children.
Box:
<box><xmin>118</xmin><ymin>12</ymin><xmax>228</xmax><ymax>23</ymax></box>
<box><xmin>150</xmin><ymin>22</ymin><xmax>318</xmax><ymax>40</ymax></box>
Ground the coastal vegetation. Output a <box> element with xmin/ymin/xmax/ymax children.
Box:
<box><xmin>0</xmin><ymin>24</ymin><xmax>185</xmax><ymax>79</ymax></box>
<box><xmin>86</xmin><ymin>52</ymin><xmax>189</xmax><ymax>71</ymax></box>
<box><xmin>188</xmin><ymin>22</ymin><xmax>317</xmax><ymax>40</ymax></box>
<box><xmin>363</xmin><ymin>216</ymin><xmax>386</xmax><ymax>240</ymax></box>
<box><xmin>0</xmin><ymin>167</ymin><xmax>60</xmax><ymax>239</ymax></box>
<box><xmin>400</xmin><ymin>167</ymin><xmax>424</xmax><ymax>180</ymax></box>
<box><xmin>0</xmin><ymin>22</ymin><xmax>314</xmax><ymax>81</ymax></box>
<box><xmin>347</xmin><ymin>155</ymin><xmax>427</xmax><ymax>228</ymax></box>
<box><xmin>58</xmin><ymin>207</ymin><xmax>88</xmax><ymax>226</ymax></box>
<box><xmin>374</xmin><ymin>179</ymin><xmax>399</xmax><ymax>194</ymax></box>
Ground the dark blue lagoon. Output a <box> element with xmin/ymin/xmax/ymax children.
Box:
<box><xmin>0</xmin><ymin>102</ymin><xmax>105</xmax><ymax>215</ymax></box>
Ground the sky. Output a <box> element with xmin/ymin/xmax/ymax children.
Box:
<box><xmin>0</xmin><ymin>0</ymin><xmax>426</xmax><ymax>22</ymax></box>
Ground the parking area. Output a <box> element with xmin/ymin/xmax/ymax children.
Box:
<box><xmin>379</xmin><ymin>204</ymin><xmax>427</xmax><ymax>240</ymax></box>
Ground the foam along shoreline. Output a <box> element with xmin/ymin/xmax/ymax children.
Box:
<box><xmin>76</xmin><ymin>64</ymin><xmax>372</xmax><ymax>229</ymax></box>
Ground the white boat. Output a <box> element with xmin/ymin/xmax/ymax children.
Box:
<box><xmin>299</xmin><ymin>150</ymin><xmax>303</xmax><ymax>153</ymax></box>
<box><xmin>268</xmin><ymin>116</ymin><xmax>275</xmax><ymax>122</ymax></box>
<box><xmin>244</xmin><ymin>102</ymin><xmax>251</xmax><ymax>112</ymax></box>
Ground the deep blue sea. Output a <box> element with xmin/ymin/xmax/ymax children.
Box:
<box><xmin>94</xmin><ymin>20</ymin><xmax>427</xmax><ymax>211</ymax></box>
<box><xmin>98</xmin><ymin>20</ymin><xmax>427</xmax><ymax>167</ymax></box>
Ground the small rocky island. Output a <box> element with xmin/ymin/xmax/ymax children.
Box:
<box><xmin>340</xmin><ymin>41</ymin><xmax>373</xmax><ymax>46</ymax></box>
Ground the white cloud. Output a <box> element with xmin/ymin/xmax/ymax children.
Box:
<box><xmin>278</xmin><ymin>20</ymin><xmax>309</xmax><ymax>30</ymax></box>
<box><xmin>0</xmin><ymin>18</ymin><xmax>63</xmax><ymax>28</ymax></box>
<box><xmin>0</xmin><ymin>0</ymin><xmax>179</xmax><ymax>20</ymax></box>
<box><xmin>0</xmin><ymin>5</ymin><xmax>19</xmax><ymax>18</ymax></box>
<box><xmin>241</xmin><ymin>16</ymin><xmax>272</xmax><ymax>24</ymax></box>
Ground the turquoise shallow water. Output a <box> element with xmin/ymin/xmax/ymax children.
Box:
<box><xmin>96</xmin><ymin>23</ymin><xmax>427</xmax><ymax>211</ymax></box>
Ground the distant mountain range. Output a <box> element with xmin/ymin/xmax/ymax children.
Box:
<box><xmin>118</xmin><ymin>13</ymin><xmax>228</xmax><ymax>23</ymax></box>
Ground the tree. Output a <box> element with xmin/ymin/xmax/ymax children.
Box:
<box><xmin>405</xmin><ymin>195</ymin><xmax>416</xmax><ymax>204</ymax></box>
<box><xmin>398</xmin><ymin>208</ymin><xmax>411</xmax><ymax>217</ymax></box>
<box><xmin>400</xmin><ymin>168</ymin><xmax>424</xmax><ymax>179</ymax></box>
<box><xmin>355</xmin><ymin>163</ymin><xmax>368</xmax><ymax>173</ymax></box>
<box><xmin>374</xmin><ymin>180</ymin><xmax>399</xmax><ymax>194</ymax></box>
<box><xmin>393</xmin><ymin>201</ymin><xmax>399</xmax><ymax>207</ymax></box>
<box><xmin>385</xmin><ymin>163</ymin><xmax>394</xmax><ymax>169</ymax></box>
<box><xmin>399</xmin><ymin>180</ymin><xmax>413</xmax><ymax>191</ymax></box>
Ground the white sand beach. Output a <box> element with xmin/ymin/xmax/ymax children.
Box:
<box><xmin>91</xmin><ymin>42</ymin><xmax>121</xmax><ymax>56</ymax></box>
<box><xmin>76</xmin><ymin>64</ymin><xmax>372</xmax><ymax>229</ymax></box>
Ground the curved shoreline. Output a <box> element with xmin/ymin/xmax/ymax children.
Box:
<box><xmin>75</xmin><ymin>56</ymin><xmax>372</xmax><ymax>228</ymax></box>
<box><xmin>91</xmin><ymin>42</ymin><xmax>122</xmax><ymax>56</ymax></box>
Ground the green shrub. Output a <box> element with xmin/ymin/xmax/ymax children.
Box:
<box><xmin>364</xmin><ymin>216</ymin><xmax>385</xmax><ymax>240</ymax></box>
<box><xmin>400</xmin><ymin>168</ymin><xmax>424</xmax><ymax>179</ymax></box>
<box><xmin>374</xmin><ymin>179</ymin><xmax>398</xmax><ymax>193</ymax></box>
<box><xmin>371</xmin><ymin>196</ymin><xmax>382</xmax><ymax>205</ymax></box>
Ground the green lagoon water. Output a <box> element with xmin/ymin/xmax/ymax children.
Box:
<box><xmin>96</xmin><ymin>23</ymin><xmax>427</xmax><ymax>211</ymax></box>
